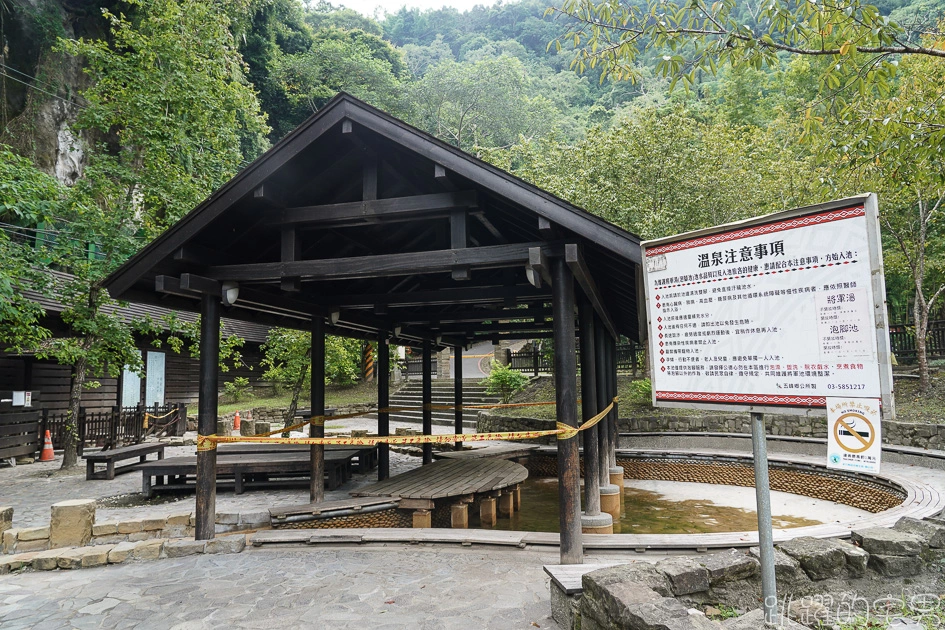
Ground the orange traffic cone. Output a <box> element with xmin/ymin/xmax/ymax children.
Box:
<box><xmin>39</xmin><ymin>430</ymin><xmax>55</xmax><ymax>462</ymax></box>
<box><xmin>234</xmin><ymin>411</ymin><xmax>241</xmax><ymax>433</ymax></box>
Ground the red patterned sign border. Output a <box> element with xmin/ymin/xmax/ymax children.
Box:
<box><xmin>656</xmin><ymin>391</ymin><xmax>827</xmax><ymax>407</ymax></box>
<box><xmin>645</xmin><ymin>206</ymin><xmax>865</xmax><ymax>257</ymax></box>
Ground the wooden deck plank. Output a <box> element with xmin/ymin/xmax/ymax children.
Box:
<box><xmin>351</xmin><ymin>458</ymin><xmax>527</xmax><ymax>501</ymax></box>
<box><xmin>544</xmin><ymin>563</ymin><xmax>624</xmax><ymax>595</ymax></box>
<box><xmin>269</xmin><ymin>496</ymin><xmax>401</xmax><ymax>519</ymax></box>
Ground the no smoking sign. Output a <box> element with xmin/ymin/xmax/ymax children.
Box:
<box><xmin>827</xmin><ymin>398</ymin><xmax>882</xmax><ymax>473</ymax></box>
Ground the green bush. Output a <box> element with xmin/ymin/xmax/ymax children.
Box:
<box><xmin>482</xmin><ymin>361</ymin><xmax>529</xmax><ymax>403</ymax></box>
<box><xmin>626</xmin><ymin>378</ymin><xmax>652</xmax><ymax>405</ymax></box>
<box><xmin>223</xmin><ymin>377</ymin><xmax>254</xmax><ymax>403</ymax></box>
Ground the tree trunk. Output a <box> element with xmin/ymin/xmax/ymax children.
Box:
<box><xmin>284</xmin><ymin>348</ymin><xmax>311</xmax><ymax>435</ymax></box>
<box><xmin>61</xmin><ymin>354</ymin><xmax>87</xmax><ymax>469</ymax></box>
<box><xmin>915</xmin><ymin>294</ymin><xmax>931</xmax><ymax>394</ymax></box>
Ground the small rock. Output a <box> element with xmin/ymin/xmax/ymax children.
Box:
<box><xmin>117</xmin><ymin>520</ymin><xmax>143</xmax><ymax>535</ymax></box>
<box><xmin>867</xmin><ymin>554</ymin><xmax>922</xmax><ymax>577</ymax></box>
<box><xmin>777</xmin><ymin>537</ymin><xmax>846</xmax><ymax>580</ymax></box>
<box><xmin>215</xmin><ymin>512</ymin><xmax>240</xmax><ymax>525</ymax></box>
<box><xmin>699</xmin><ymin>549</ymin><xmax>760</xmax><ymax>584</ymax></box>
<box><xmin>107</xmin><ymin>541</ymin><xmax>137</xmax><ymax>564</ymax></box>
<box><xmin>18</xmin><ymin>525</ymin><xmax>49</xmax><ymax>542</ymax></box>
<box><xmin>852</xmin><ymin>527</ymin><xmax>924</xmax><ymax>556</ymax></box>
<box><xmin>31</xmin><ymin>549</ymin><xmax>62</xmax><ymax>571</ymax></box>
<box><xmin>164</xmin><ymin>539</ymin><xmax>206</xmax><ymax>558</ymax></box>
<box><xmin>788</xmin><ymin>598</ymin><xmax>830</xmax><ymax>625</ymax></box>
<box><xmin>131</xmin><ymin>539</ymin><xmax>165</xmax><ymax>560</ymax></box>
<box><xmin>92</xmin><ymin>522</ymin><xmax>119</xmax><ymax>536</ymax></box>
<box><xmin>704</xmin><ymin>606</ymin><xmax>722</xmax><ymax>617</ymax></box>
<box><xmin>205</xmin><ymin>535</ymin><xmax>246</xmax><ymax>554</ymax></box>
<box><xmin>837</xmin><ymin>540</ymin><xmax>869</xmax><ymax>576</ymax></box>
<box><xmin>656</xmin><ymin>557</ymin><xmax>710</xmax><ymax>596</ymax></box>
<box><xmin>749</xmin><ymin>547</ymin><xmax>809</xmax><ymax>586</ymax></box>
<box><xmin>893</xmin><ymin>517</ymin><xmax>945</xmax><ymax>548</ymax></box>
<box><xmin>583</xmin><ymin>563</ymin><xmax>674</xmax><ymax>597</ymax></box>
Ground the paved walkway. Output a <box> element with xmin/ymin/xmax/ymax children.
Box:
<box><xmin>0</xmin><ymin>545</ymin><xmax>609</xmax><ymax>629</ymax></box>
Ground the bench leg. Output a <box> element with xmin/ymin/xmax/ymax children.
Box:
<box><xmin>106</xmin><ymin>461</ymin><xmax>116</xmax><ymax>481</ymax></box>
<box><xmin>235</xmin><ymin>471</ymin><xmax>244</xmax><ymax>494</ymax></box>
<box><xmin>86</xmin><ymin>460</ymin><xmax>95</xmax><ymax>481</ymax></box>
<box><xmin>142</xmin><ymin>474</ymin><xmax>152</xmax><ymax>498</ymax></box>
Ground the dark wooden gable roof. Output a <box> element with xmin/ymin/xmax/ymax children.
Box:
<box><xmin>104</xmin><ymin>93</ymin><xmax>643</xmax><ymax>347</ymax></box>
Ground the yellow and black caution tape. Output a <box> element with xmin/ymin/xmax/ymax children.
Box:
<box><xmin>197</xmin><ymin>397</ymin><xmax>617</xmax><ymax>452</ymax></box>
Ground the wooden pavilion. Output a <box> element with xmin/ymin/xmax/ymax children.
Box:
<box><xmin>103</xmin><ymin>93</ymin><xmax>644</xmax><ymax>563</ymax></box>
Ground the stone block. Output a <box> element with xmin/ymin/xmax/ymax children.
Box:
<box><xmin>50</xmin><ymin>499</ymin><xmax>95</xmax><ymax>548</ymax></box>
<box><xmin>749</xmin><ymin>547</ymin><xmax>809</xmax><ymax>586</ymax></box>
<box><xmin>0</xmin><ymin>506</ymin><xmax>12</xmax><ymax>532</ymax></box>
<box><xmin>205</xmin><ymin>535</ymin><xmax>246</xmax><ymax>555</ymax></box>
<box><xmin>722</xmin><ymin>609</ymin><xmax>808</xmax><ymax>629</ymax></box>
<box><xmin>852</xmin><ymin>527</ymin><xmax>924</xmax><ymax>556</ymax></box>
<box><xmin>79</xmin><ymin>545</ymin><xmax>113</xmax><ymax>568</ymax></box>
<box><xmin>0</xmin><ymin>551</ymin><xmax>39</xmax><ymax>574</ymax></box>
<box><xmin>550</xmin><ymin>582</ymin><xmax>581</xmax><ymax>630</ymax></box>
<box><xmin>868</xmin><ymin>554</ymin><xmax>922</xmax><ymax>577</ymax></box>
<box><xmin>580</xmin><ymin>577</ymin><xmax>661</xmax><ymax>629</ymax></box>
<box><xmin>92</xmin><ymin>522</ymin><xmax>119</xmax><ymax>536</ymax></box>
<box><xmin>18</xmin><ymin>525</ymin><xmax>49</xmax><ymax>541</ymax></box>
<box><xmin>31</xmin><ymin>549</ymin><xmax>63</xmax><ymax>571</ymax></box>
<box><xmin>215</xmin><ymin>512</ymin><xmax>240</xmax><ymax>525</ymax></box>
<box><xmin>2</xmin><ymin>528</ymin><xmax>19</xmax><ymax>554</ymax></box>
<box><xmin>91</xmin><ymin>534</ymin><xmax>126</xmax><ymax>546</ymax></box>
<box><xmin>239</xmin><ymin>419</ymin><xmax>256</xmax><ymax>436</ymax></box>
<box><xmin>656</xmin><ymin>557</ymin><xmax>710</xmax><ymax>596</ymax></box>
<box><xmin>893</xmin><ymin>517</ymin><xmax>945</xmax><ymax>548</ymax></box>
<box><xmin>239</xmin><ymin>511</ymin><xmax>270</xmax><ymax>527</ymax></box>
<box><xmin>164</xmin><ymin>539</ymin><xmax>206</xmax><ymax>558</ymax></box>
<box><xmin>140</xmin><ymin>518</ymin><xmax>166</xmax><ymax>531</ymax></box>
<box><xmin>162</xmin><ymin>525</ymin><xmax>192</xmax><ymax>539</ymax></box>
<box><xmin>131</xmin><ymin>539</ymin><xmax>165</xmax><ymax>560</ymax></box>
<box><xmin>108</xmin><ymin>541</ymin><xmax>138</xmax><ymax>564</ymax></box>
<box><xmin>128</xmin><ymin>531</ymin><xmax>156</xmax><ymax>542</ymax></box>
<box><xmin>584</xmin><ymin>564</ymin><xmax>673</xmax><ymax>598</ymax></box>
<box><xmin>117</xmin><ymin>520</ymin><xmax>144</xmax><ymax>534</ymax></box>
<box><xmin>788</xmin><ymin>598</ymin><xmax>830</xmax><ymax>625</ymax></box>
<box><xmin>699</xmin><ymin>549</ymin><xmax>760</xmax><ymax>584</ymax></box>
<box><xmin>837</xmin><ymin>540</ymin><xmax>869</xmax><ymax>576</ymax></box>
<box><xmin>13</xmin><ymin>538</ymin><xmax>49</xmax><ymax>553</ymax></box>
<box><xmin>777</xmin><ymin>537</ymin><xmax>846</xmax><ymax>580</ymax></box>
<box><xmin>412</xmin><ymin>509</ymin><xmax>432</xmax><ymax>528</ymax></box>
<box><xmin>166</xmin><ymin>512</ymin><xmax>192</xmax><ymax>526</ymax></box>
<box><xmin>255</xmin><ymin>421</ymin><xmax>271</xmax><ymax>434</ymax></box>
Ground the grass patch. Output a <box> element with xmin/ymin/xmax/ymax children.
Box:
<box><xmin>891</xmin><ymin>371</ymin><xmax>945</xmax><ymax>424</ymax></box>
<box><xmin>217</xmin><ymin>379</ymin><xmax>386</xmax><ymax>415</ymax></box>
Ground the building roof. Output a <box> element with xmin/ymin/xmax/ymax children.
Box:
<box><xmin>103</xmin><ymin>93</ymin><xmax>644</xmax><ymax>346</ymax></box>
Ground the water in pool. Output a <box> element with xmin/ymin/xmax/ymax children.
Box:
<box><xmin>486</xmin><ymin>477</ymin><xmax>826</xmax><ymax>534</ymax></box>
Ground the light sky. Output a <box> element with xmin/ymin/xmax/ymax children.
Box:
<box><xmin>335</xmin><ymin>0</ymin><xmax>498</xmax><ymax>19</ymax></box>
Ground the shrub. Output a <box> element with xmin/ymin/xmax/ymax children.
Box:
<box><xmin>626</xmin><ymin>378</ymin><xmax>652</xmax><ymax>405</ymax></box>
<box><xmin>223</xmin><ymin>377</ymin><xmax>254</xmax><ymax>403</ymax></box>
<box><xmin>482</xmin><ymin>361</ymin><xmax>529</xmax><ymax>403</ymax></box>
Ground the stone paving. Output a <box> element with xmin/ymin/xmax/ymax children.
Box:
<box><xmin>0</xmin><ymin>544</ymin><xmax>612</xmax><ymax>629</ymax></box>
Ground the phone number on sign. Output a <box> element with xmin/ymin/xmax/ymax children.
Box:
<box><xmin>826</xmin><ymin>383</ymin><xmax>866</xmax><ymax>390</ymax></box>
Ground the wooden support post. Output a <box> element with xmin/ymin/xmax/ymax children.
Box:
<box><xmin>608</xmin><ymin>335</ymin><xmax>619</xmax><ymax>470</ymax></box>
<box><xmin>422</xmin><ymin>339</ymin><xmax>433</xmax><ymax>465</ymax></box>
<box><xmin>498</xmin><ymin>492</ymin><xmax>513</xmax><ymax>517</ymax></box>
<box><xmin>578</xmin><ymin>298</ymin><xmax>601</xmax><ymax>516</ymax></box>
<box><xmin>594</xmin><ymin>315</ymin><xmax>610</xmax><ymax>489</ymax></box>
<box><xmin>552</xmin><ymin>255</ymin><xmax>582</xmax><ymax>565</ymax></box>
<box><xmin>377</xmin><ymin>331</ymin><xmax>390</xmax><ymax>481</ymax></box>
<box><xmin>480</xmin><ymin>497</ymin><xmax>497</xmax><ymax>526</ymax></box>
<box><xmin>195</xmin><ymin>294</ymin><xmax>220</xmax><ymax>541</ymax></box>
<box><xmin>451</xmin><ymin>503</ymin><xmax>468</xmax><ymax>528</ymax></box>
<box><xmin>310</xmin><ymin>316</ymin><xmax>326</xmax><ymax>503</ymax></box>
<box><xmin>454</xmin><ymin>343</ymin><xmax>463</xmax><ymax>450</ymax></box>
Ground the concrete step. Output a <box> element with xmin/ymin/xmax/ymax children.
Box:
<box><xmin>361</xmin><ymin>414</ymin><xmax>478</xmax><ymax>429</ymax></box>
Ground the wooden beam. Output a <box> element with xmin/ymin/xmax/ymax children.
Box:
<box><xmin>527</xmin><ymin>246</ymin><xmax>551</xmax><ymax>288</ymax></box>
<box><xmin>253</xmin><ymin>183</ymin><xmax>284</xmax><ymax>207</ymax></box>
<box><xmin>155</xmin><ymin>275</ymin><xmax>199</xmax><ymax>300</ymax></box>
<box><xmin>565</xmin><ymin>243</ymin><xmax>618</xmax><ymax>340</ymax></box>
<box><xmin>281</xmin><ymin>228</ymin><xmax>301</xmax><ymax>292</ymax></box>
<box><xmin>363</xmin><ymin>153</ymin><xmax>378</xmax><ymax>201</ymax></box>
<box><xmin>538</xmin><ymin>216</ymin><xmax>557</xmax><ymax>239</ymax></box>
<box><xmin>310</xmin><ymin>316</ymin><xmax>326</xmax><ymax>503</ymax></box>
<box><xmin>205</xmin><ymin>242</ymin><xmax>547</xmax><ymax>283</ymax></box>
<box><xmin>172</xmin><ymin>245</ymin><xmax>219</xmax><ymax>266</ymax></box>
<box><xmin>388</xmin><ymin>306</ymin><xmax>551</xmax><ymax>325</ymax></box>
<box><xmin>314</xmin><ymin>285</ymin><xmax>549</xmax><ymax>308</ymax></box>
<box><xmin>180</xmin><ymin>273</ymin><xmax>221</xmax><ymax>296</ymax></box>
<box><xmin>280</xmin><ymin>191</ymin><xmax>478</xmax><ymax>228</ymax></box>
<box><xmin>342</xmin><ymin>120</ymin><xmax>353</xmax><ymax>134</ymax></box>
<box><xmin>474</xmin><ymin>213</ymin><xmax>507</xmax><ymax>244</ymax></box>
<box><xmin>450</xmin><ymin>209</ymin><xmax>469</xmax><ymax>281</ymax></box>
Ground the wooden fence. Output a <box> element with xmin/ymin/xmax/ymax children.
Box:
<box><xmin>889</xmin><ymin>320</ymin><xmax>945</xmax><ymax>363</ymax></box>
<box><xmin>0</xmin><ymin>411</ymin><xmax>42</xmax><ymax>460</ymax></box>
<box><xmin>43</xmin><ymin>403</ymin><xmax>185</xmax><ymax>453</ymax></box>
<box><xmin>507</xmin><ymin>342</ymin><xmax>646</xmax><ymax>376</ymax></box>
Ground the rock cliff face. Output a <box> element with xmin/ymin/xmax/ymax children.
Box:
<box><xmin>1</xmin><ymin>0</ymin><xmax>114</xmax><ymax>183</ymax></box>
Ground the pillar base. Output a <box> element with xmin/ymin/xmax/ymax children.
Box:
<box><xmin>600</xmin><ymin>484</ymin><xmax>620</xmax><ymax>520</ymax></box>
<box><xmin>581</xmin><ymin>512</ymin><xmax>613</xmax><ymax>535</ymax></box>
<box><xmin>498</xmin><ymin>492</ymin><xmax>514</xmax><ymax>517</ymax></box>
<box><xmin>609</xmin><ymin>467</ymin><xmax>625</xmax><ymax>488</ymax></box>
<box><xmin>412</xmin><ymin>509</ymin><xmax>432</xmax><ymax>528</ymax></box>
<box><xmin>451</xmin><ymin>503</ymin><xmax>468</xmax><ymax>529</ymax></box>
<box><xmin>480</xmin><ymin>497</ymin><xmax>497</xmax><ymax>526</ymax></box>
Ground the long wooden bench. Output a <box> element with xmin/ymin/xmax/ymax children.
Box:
<box><xmin>83</xmin><ymin>442</ymin><xmax>166</xmax><ymax>480</ymax></box>
<box><xmin>217</xmin><ymin>443</ymin><xmax>378</xmax><ymax>473</ymax></box>
<box><xmin>138</xmin><ymin>450</ymin><xmax>359</xmax><ymax>497</ymax></box>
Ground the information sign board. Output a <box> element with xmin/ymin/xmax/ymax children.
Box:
<box><xmin>640</xmin><ymin>194</ymin><xmax>894</xmax><ymax>416</ymax></box>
